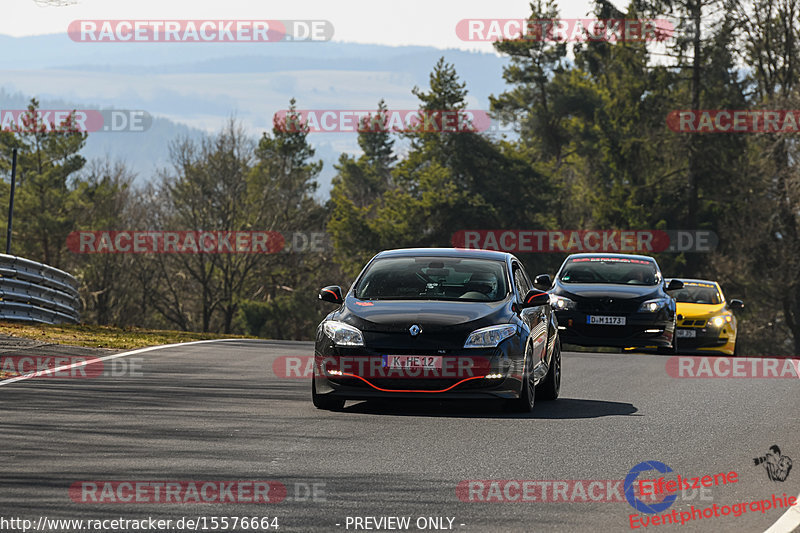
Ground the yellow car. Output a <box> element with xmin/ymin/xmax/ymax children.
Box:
<box><xmin>666</xmin><ymin>279</ymin><xmax>743</xmax><ymax>355</ymax></box>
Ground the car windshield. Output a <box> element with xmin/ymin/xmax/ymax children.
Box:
<box><xmin>671</xmin><ymin>284</ymin><xmax>721</xmax><ymax>304</ymax></box>
<box><xmin>354</xmin><ymin>257</ymin><xmax>509</xmax><ymax>301</ymax></box>
<box><xmin>559</xmin><ymin>257</ymin><xmax>659</xmax><ymax>285</ymax></box>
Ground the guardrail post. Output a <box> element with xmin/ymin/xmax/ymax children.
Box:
<box><xmin>5</xmin><ymin>147</ymin><xmax>18</xmax><ymax>255</ymax></box>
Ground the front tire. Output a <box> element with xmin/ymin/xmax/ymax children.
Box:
<box><xmin>507</xmin><ymin>345</ymin><xmax>535</xmax><ymax>413</ymax></box>
<box><xmin>657</xmin><ymin>340</ymin><xmax>678</xmax><ymax>354</ymax></box>
<box><xmin>312</xmin><ymin>376</ymin><xmax>345</xmax><ymax>411</ymax></box>
<box><xmin>658</xmin><ymin>322</ymin><xmax>679</xmax><ymax>354</ymax></box>
<box><xmin>537</xmin><ymin>337</ymin><xmax>561</xmax><ymax>401</ymax></box>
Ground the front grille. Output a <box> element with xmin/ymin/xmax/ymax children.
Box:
<box><xmin>678</xmin><ymin>336</ymin><xmax>728</xmax><ymax>349</ymax></box>
<box><xmin>576</xmin><ymin>298</ymin><xmax>640</xmax><ymax>314</ymax></box>
<box><xmin>567</xmin><ymin>324</ymin><xmax>643</xmax><ymax>339</ymax></box>
<box><xmin>681</xmin><ymin>319</ymin><xmax>707</xmax><ymax>327</ymax></box>
<box><xmin>363</xmin><ymin>331</ymin><xmax>467</xmax><ymax>351</ymax></box>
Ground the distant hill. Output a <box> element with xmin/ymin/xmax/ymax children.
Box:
<box><xmin>0</xmin><ymin>33</ymin><xmax>510</xmax><ymax>195</ymax></box>
<box><xmin>0</xmin><ymin>88</ymin><xmax>206</xmax><ymax>184</ymax></box>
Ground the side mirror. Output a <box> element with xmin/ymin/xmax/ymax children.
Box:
<box><xmin>533</xmin><ymin>274</ymin><xmax>552</xmax><ymax>289</ymax></box>
<box><xmin>730</xmin><ymin>299</ymin><xmax>744</xmax><ymax>310</ymax></box>
<box><xmin>667</xmin><ymin>279</ymin><xmax>684</xmax><ymax>291</ymax></box>
<box><xmin>521</xmin><ymin>289</ymin><xmax>550</xmax><ymax>308</ymax></box>
<box><xmin>319</xmin><ymin>285</ymin><xmax>343</xmax><ymax>304</ymax></box>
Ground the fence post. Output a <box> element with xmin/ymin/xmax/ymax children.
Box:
<box><xmin>6</xmin><ymin>147</ymin><xmax>18</xmax><ymax>255</ymax></box>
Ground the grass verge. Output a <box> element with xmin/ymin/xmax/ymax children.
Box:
<box><xmin>0</xmin><ymin>321</ymin><xmax>255</xmax><ymax>350</ymax></box>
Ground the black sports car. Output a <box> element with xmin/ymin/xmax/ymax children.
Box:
<box><xmin>313</xmin><ymin>248</ymin><xmax>561</xmax><ymax>412</ymax></box>
<box><xmin>534</xmin><ymin>253</ymin><xmax>683</xmax><ymax>352</ymax></box>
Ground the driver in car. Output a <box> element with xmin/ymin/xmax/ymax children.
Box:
<box><xmin>461</xmin><ymin>272</ymin><xmax>496</xmax><ymax>299</ymax></box>
<box><xmin>628</xmin><ymin>268</ymin><xmax>652</xmax><ymax>284</ymax></box>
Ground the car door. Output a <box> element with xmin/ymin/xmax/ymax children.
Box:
<box><xmin>512</xmin><ymin>261</ymin><xmax>551</xmax><ymax>380</ymax></box>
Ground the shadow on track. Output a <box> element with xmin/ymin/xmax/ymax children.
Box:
<box><xmin>341</xmin><ymin>397</ymin><xmax>638</xmax><ymax>419</ymax></box>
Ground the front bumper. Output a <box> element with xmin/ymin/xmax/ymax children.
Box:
<box><xmin>554</xmin><ymin>310</ymin><xmax>674</xmax><ymax>348</ymax></box>
<box><xmin>675</xmin><ymin>326</ymin><xmax>735</xmax><ymax>355</ymax></box>
<box><xmin>314</xmin><ymin>380</ymin><xmax>521</xmax><ymax>401</ymax></box>
<box><xmin>312</xmin><ymin>339</ymin><xmax>525</xmax><ymax>400</ymax></box>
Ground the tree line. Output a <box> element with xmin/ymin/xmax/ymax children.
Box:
<box><xmin>1</xmin><ymin>0</ymin><xmax>799</xmax><ymax>354</ymax></box>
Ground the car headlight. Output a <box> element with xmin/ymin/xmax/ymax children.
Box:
<box><xmin>551</xmin><ymin>295</ymin><xmax>577</xmax><ymax>311</ymax></box>
<box><xmin>638</xmin><ymin>298</ymin><xmax>669</xmax><ymax>313</ymax></box>
<box><xmin>322</xmin><ymin>320</ymin><xmax>365</xmax><ymax>346</ymax></box>
<box><xmin>464</xmin><ymin>324</ymin><xmax>517</xmax><ymax>348</ymax></box>
<box><xmin>708</xmin><ymin>315</ymin><xmax>731</xmax><ymax>328</ymax></box>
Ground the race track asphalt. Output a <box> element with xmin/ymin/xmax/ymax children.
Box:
<box><xmin>1</xmin><ymin>339</ymin><xmax>798</xmax><ymax>533</ymax></box>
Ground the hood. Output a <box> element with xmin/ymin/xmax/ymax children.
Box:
<box><xmin>339</xmin><ymin>297</ymin><xmax>512</xmax><ymax>334</ymax></box>
<box><xmin>676</xmin><ymin>302</ymin><xmax>726</xmax><ymax>318</ymax></box>
<box><xmin>555</xmin><ymin>282</ymin><xmax>662</xmax><ymax>301</ymax></box>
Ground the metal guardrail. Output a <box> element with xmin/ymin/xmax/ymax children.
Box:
<box><xmin>0</xmin><ymin>254</ymin><xmax>80</xmax><ymax>324</ymax></box>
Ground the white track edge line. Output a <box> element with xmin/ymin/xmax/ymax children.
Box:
<box><xmin>764</xmin><ymin>493</ymin><xmax>800</xmax><ymax>533</ymax></box>
<box><xmin>0</xmin><ymin>338</ymin><xmax>243</xmax><ymax>386</ymax></box>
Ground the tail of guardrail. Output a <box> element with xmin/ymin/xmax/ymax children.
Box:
<box><xmin>0</xmin><ymin>254</ymin><xmax>80</xmax><ymax>324</ymax></box>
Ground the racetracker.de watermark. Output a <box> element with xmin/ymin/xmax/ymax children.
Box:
<box><xmin>667</xmin><ymin>110</ymin><xmax>800</xmax><ymax>133</ymax></box>
<box><xmin>451</xmin><ymin>230</ymin><xmax>718</xmax><ymax>253</ymax></box>
<box><xmin>68</xmin><ymin>20</ymin><xmax>333</xmax><ymax>42</ymax></box>
<box><xmin>69</xmin><ymin>481</ymin><xmax>326</xmax><ymax>503</ymax></box>
<box><xmin>0</xmin><ymin>355</ymin><xmax>143</xmax><ymax>379</ymax></box>
<box><xmin>455</xmin><ymin>18</ymin><xmax>674</xmax><ymax>42</ymax></box>
<box><xmin>66</xmin><ymin>231</ymin><xmax>331</xmax><ymax>254</ymax></box>
<box><xmin>1</xmin><ymin>109</ymin><xmax>151</xmax><ymax>133</ymax></box>
<box><xmin>275</xmin><ymin>355</ymin><xmax>496</xmax><ymax>380</ymax></box>
<box><xmin>456</xmin><ymin>479</ymin><xmax>712</xmax><ymax>503</ymax></box>
<box><xmin>666</xmin><ymin>356</ymin><xmax>800</xmax><ymax>378</ymax></box>
<box><xmin>273</xmin><ymin>109</ymin><xmax>507</xmax><ymax>134</ymax></box>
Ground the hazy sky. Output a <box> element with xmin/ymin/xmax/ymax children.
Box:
<box><xmin>7</xmin><ymin>0</ymin><xmax>603</xmax><ymax>51</ymax></box>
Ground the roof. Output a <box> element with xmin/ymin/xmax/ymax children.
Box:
<box><xmin>564</xmin><ymin>252</ymin><xmax>657</xmax><ymax>262</ymax></box>
<box><xmin>374</xmin><ymin>248</ymin><xmax>513</xmax><ymax>261</ymax></box>
<box><xmin>669</xmin><ymin>278</ymin><xmax>719</xmax><ymax>286</ymax></box>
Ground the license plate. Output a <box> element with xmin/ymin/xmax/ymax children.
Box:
<box><xmin>587</xmin><ymin>315</ymin><xmax>626</xmax><ymax>325</ymax></box>
<box><xmin>382</xmin><ymin>355</ymin><xmax>443</xmax><ymax>369</ymax></box>
<box><xmin>676</xmin><ymin>329</ymin><xmax>696</xmax><ymax>338</ymax></box>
